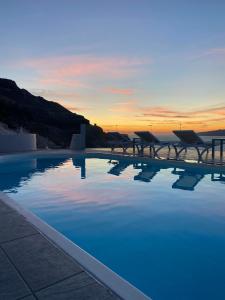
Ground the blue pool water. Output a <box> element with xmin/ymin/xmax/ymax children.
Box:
<box><xmin>1</xmin><ymin>155</ymin><xmax>225</xmax><ymax>300</ymax></box>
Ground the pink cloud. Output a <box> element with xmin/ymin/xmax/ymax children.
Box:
<box><xmin>64</xmin><ymin>105</ymin><xmax>87</xmax><ymax>112</ymax></box>
<box><xmin>105</xmin><ymin>87</ymin><xmax>134</xmax><ymax>95</ymax></box>
<box><xmin>203</xmin><ymin>48</ymin><xmax>225</xmax><ymax>56</ymax></box>
<box><xmin>39</xmin><ymin>78</ymin><xmax>84</xmax><ymax>88</ymax></box>
<box><xmin>191</xmin><ymin>48</ymin><xmax>225</xmax><ymax>60</ymax></box>
<box><xmin>110</xmin><ymin>100</ymin><xmax>139</xmax><ymax>113</ymax></box>
<box><xmin>20</xmin><ymin>55</ymin><xmax>151</xmax><ymax>88</ymax></box>
<box><xmin>30</xmin><ymin>88</ymin><xmax>80</xmax><ymax>99</ymax></box>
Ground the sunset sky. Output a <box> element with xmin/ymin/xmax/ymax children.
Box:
<box><xmin>1</xmin><ymin>0</ymin><xmax>225</xmax><ymax>133</ymax></box>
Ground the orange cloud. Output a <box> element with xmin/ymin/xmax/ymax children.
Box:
<box><xmin>141</xmin><ymin>106</ymin><xmax>189</xmax><ymax>118</ymax></box>
<box><xmin>137</xmin><ymin>104</ymin><xmax>225</xmax><ymax>119</ymax></box>
<box><xmin>191</xmin><ymin>105</ymin><xmax>225</xmax><ymax>116</ymax></box>
<box><xmin>107</xmin><ymin>101</ymin><xmax>225</xmax><ymax>132</ymax></box>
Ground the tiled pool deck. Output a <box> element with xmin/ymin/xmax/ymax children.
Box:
<box><xmin>0</xmin><ymin>199</ymin><xmax>120</xmax><ymax>300</ymax></box>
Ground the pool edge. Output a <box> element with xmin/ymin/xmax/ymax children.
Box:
<box><xmin>0</xmin><ymin>149</ymin><xmax>225</xmax><ymax>172</ymax></box>
<box><xmin>0</xmin><ymin>191</ymin><xmax>151</xmax><ymax>300</ymax></box>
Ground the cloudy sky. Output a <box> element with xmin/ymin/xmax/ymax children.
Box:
<box><xmin>1</xmin><ymin>0</ymin><xmax>225</xmax><ymax>133</ymax></box>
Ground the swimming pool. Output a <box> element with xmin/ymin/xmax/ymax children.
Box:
<box><xmin>1</xmin><ymin>154</ymin><xmax>225</xmax><ymax>300</ymax></box>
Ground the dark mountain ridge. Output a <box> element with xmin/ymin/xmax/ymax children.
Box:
<box><xmin>199</xmin><ymin>129</ymin><xmax>225</xmax><ymax>136</ymax></box>
<box><xmin>0</xmin><ymin>78</ymin><xmax>106</xmax><ymax>147</ymax></box>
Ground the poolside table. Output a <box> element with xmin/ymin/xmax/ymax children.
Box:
<box><xmin>212</xmin><ymin>138</ymin><xmax>225</xmax><ymax>161</ymax></box>
<box><xmin>132</xmin><ymin>137</ymin><xmax>153</xmax><ymax>156</ymax></box>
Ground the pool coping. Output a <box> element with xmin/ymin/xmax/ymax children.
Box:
<box><xmin>0</xmin><ymin>190</ymin><xmax>151</xmax><ymax>300</ymax></box>
<box><xmin>1</xmin><ymin>148</ymin><xmax>224</xmax><ymax>172</ymax></box>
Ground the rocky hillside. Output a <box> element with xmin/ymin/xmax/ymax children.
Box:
<box><xmin>0</xmin><ymin>78</ymin><xmax>106</xmax><ymax>148</ymax></box>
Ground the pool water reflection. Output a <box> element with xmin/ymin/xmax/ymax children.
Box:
<box><xmin>0</xmin><ymin>156</ymin><xmax>225</xmax><ymax>300</ymax></box>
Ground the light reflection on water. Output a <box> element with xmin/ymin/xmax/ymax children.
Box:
<box><xmin>0</xmin><ymin>156</ymin><xmax>225</xmax><ymax>300</ymax></box>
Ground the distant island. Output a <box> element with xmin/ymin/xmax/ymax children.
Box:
<box><xmin>0</xmin><ymin>78</ymin><xmax>107</xmax><ymax>148</ymax></box>
<box><xmin>199</xmin><ymin>129</ymin><xmax>225</xmax><ymax>136</ymax></box>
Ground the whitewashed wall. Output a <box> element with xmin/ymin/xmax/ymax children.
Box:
<box><xmin>0</xmin><ymin>134</ymin><xmax>37</xmax><ymax>153</ymax></box>
<box><xmin>70</xmin><ymin>124</ymin><xmax>86</xmax><ymax>150</ymax></box>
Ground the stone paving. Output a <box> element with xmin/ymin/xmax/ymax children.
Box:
<box><xmin>0</xmin><ymin>199</ymin><xmax>120</xmax><ymax>300</ymax></box>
